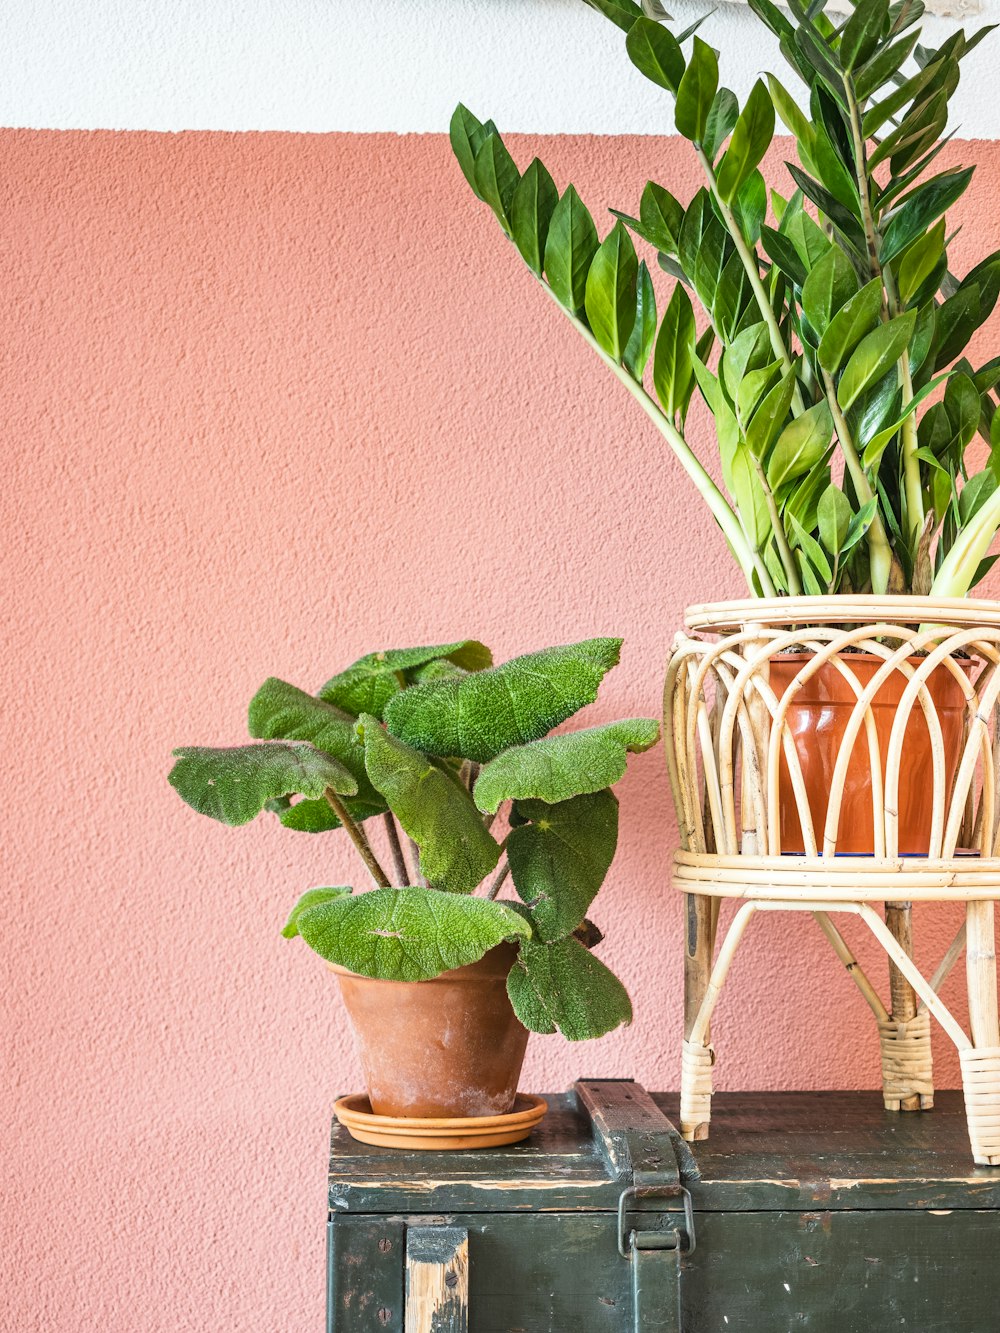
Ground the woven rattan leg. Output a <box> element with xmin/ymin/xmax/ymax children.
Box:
<box><xmin>964</xmin><ymin>901</ymin><xmax>1000</xmax><ymax>1165</ymax></box>
<box><xmin>682</xmin><ymin>892</ymin><xmax>715</xmax><ymax>1142</ymax></box>
<box><xmin>883</xmin><ymin>902</ymin><xmax>928</xmax><ymax>1111</ymax></box>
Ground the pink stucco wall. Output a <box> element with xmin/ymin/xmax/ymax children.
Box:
<box><xmin>4</xmin><ymin>128</ymin><xmax>999</xmax><ymax>1329</ymax></box>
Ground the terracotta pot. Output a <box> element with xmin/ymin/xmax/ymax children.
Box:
<box><xmin>769</xmin><ymin>652</ymin><xmax>971</xmax><ymax>855</ymax></box>
<box><xmin>329</xmin><ymin>942</ymin><xmax>529</xmax><ymax>1118</ymax></box>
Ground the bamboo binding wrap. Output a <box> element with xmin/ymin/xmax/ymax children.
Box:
<box><xmin>665</xmin><ymin>596</ymin><xmax>1000</xmax><ymax>1164</ymax></box>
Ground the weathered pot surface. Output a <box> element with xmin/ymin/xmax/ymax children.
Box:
<box><xmin>770</xmin><ymin>651</ymin><xmax>972</xmax><ymax>855</ymax></box>
<box><xmin>330</xmin><ymin>942</ymin><xmax>529</xmax><ymax>1118</ymax></box>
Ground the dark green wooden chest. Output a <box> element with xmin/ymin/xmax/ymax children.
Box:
<box><xmin>327</xmin><ymin>1080</ymin><xmax>1000</xmax><ymax>1331</ymax></box>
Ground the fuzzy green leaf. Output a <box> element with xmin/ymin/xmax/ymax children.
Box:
<box><xmin>282</xmin><ymin>887</ymin><xmax>352</xmax><ymax>938</ymax></box>
<box><xmin>296</xmin><ymin>887</ymin><xmax>530</xmax><ymax>981</ymax></box>
<box><xmin>169</xmin><ymin>742</ymin><xmax>357</xmax><ymax>827</ymax></box>
<box><xmin>507</xmin><ymin>936</ymin><xmax>632</xmax><ymax>1040</ymax></box>
<box><xmin>357</xmin><ymin>717</ymin><xmax>501</xmax><ymax>892</ymax></box>
<box><xmin>585</xmin><ymin>222</ymin><xmax>639</xmax><ymax>361</ymax></box>
<box><xmin>506</xmin><ymin>791</ymin><xmax>619</xmax><ymax>942</ymax></box>
<box><xmin>384</xmin><ymin>639</ymin><xmax>622</xmax><ymax>765</ymax></box>
<box><xmin>318</xmin><ymin>642</ymin><xmax>491</xmax><ymax>720</ymax></box>
<box><xmin>544</xmin><ymin>185</ymin><xmax>600</xmax><ymax>317</ymax></box>
<box><xmin>474</xmin><ymin>718</ymin><xmax>660</xmax><ymax>814</ymax></box>
<box><xmin>511</xmin><ymin>157</ymin><xmax>559</xmax><ymax>277</ymax></box>
<box><xmin>248</xmin><ymin>677</ymin><xmax>380</xmax><ymax>798</ymax></box>
<box><xmin>837</xmin><ymin>311</ymin><xmax>916</xmax><ymax>410</ymax></box>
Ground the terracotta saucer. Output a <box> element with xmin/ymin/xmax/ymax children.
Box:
<box><xmin>334</xmin><ymin>1092</ymin><xmax>548</xmax><ymax>1150</ymax></box>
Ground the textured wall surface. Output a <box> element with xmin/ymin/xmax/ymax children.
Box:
<box><xmin>3</xmin><ymin>127</ymin><xmax>1000</xmax><ymax>1329</ymax></box>
<box><xmin>1</xmin><ymin>0</ymin><xmax>998</xmax><ymax>134</ymax></box>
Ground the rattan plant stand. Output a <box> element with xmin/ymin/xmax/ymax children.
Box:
<box><xmin>664</xmin><ymin>596</ymin><xmax>1000</xmax><ymax>1166</ymax></box>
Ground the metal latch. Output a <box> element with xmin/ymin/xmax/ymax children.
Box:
<box><xmin>617</xmin><ymin>1183</ymin><xmax>697</xmax><ymax>1257</ymax></box>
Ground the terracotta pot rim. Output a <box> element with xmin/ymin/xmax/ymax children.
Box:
<box><xmin>770</xmin><ymin>649</ymin><xmax>975</xmax><ymax>667</ymax></box>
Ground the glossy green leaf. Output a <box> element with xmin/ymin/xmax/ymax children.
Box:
<box><xmin>357</xmin><ymin>716</ymin><xmax>501</xmax><ymax>892</ymax></box>
<box><xmin>789</xmin><ymin>514</ymin><xmax>833</xmax><ymax>584</ymax></box>
<box><xmin>854</xmin><ymin>30</ymin><xmax>919</xmax><ymax>101</ymax></box>
<box><xmin>544</xmin><ymin>185</ymin><xmax>600</xmax><ymax>316</ymax></box>
<box><xmin>817</xmin><ymin>279</ymin><xmax>885</xmax><ymax>374</ymax></box>
<box><xmin>736</xmin><ymin>358</ymin><xmax>783</xmax><ymax>426</ymax></box>
<box><xmin>894</xmin><ymin>218</ymin><xmax>945</xmax><ymax>306</ymax></box>
<box><xmin>282</xmin><ymin>887</ymin><xmax>352</xmax><ymax>938</ymax></box>
<box><xmin>840</xmin><ymin>0</ymin><xmax>890</xmax><ymax>70</ymax></box>
<box><xmin>625</xmin><ymin>16</ymin><xmax>685</xmax><ymax>91</ymax></box>
<box><xmin>653</xmin><ymin>282</ymin><xmax>697</xmax><ymax>419</ymax></box>
<box><xmin>722</xmin><ymin>322</ymin><xmax>773</xmax><ymax>403</ymax></box>
<box><xmin>580</xmin><ymin>0</ymin><xmax>644</xmax><ymax>32</ymax></box>
<box><xmin>730</xmin><ymin>441</ymin><xmax>771</xmax><ymax>547</ymax></box>
<box><xmin>319</xmin><ymin>642</ymin><xmax>491</xmax><ymax>720</ymax></box>
<box><xmin>703</xmin><ymin>87</ymin><xmax>739</xmax><ymax>161</ymax></box>
<box><xmin>767</xmin><ymin>400</ymin><xmax>834</xmax><ymax>491</ymax></box>
<box><xmin>674</xmin><ymin>36</ymin><xmax>719</xmax><ymax>143</ymax></box>
<box><xmin>732</xmin><ymin>169</ymin><xmax>767</xmax><ymax>246</ymax></box>
<box><xmin>449</xmin><ymin>104</ymin><xmax>496</xmax><ymax>198</ymax></box>
<box><xmin>767</xmin><ymin>75</ymin><xmax>814</xmax><ymax>157</ymax></box>
<box><xmin>932</xmin><ymin>285</ymin><xmax>980</xmax><ymax>370</ymax></box>
<box><xmin>759</xmin><ymin>225</ymin><xmax>807</xmax><ymax>288</ymax></box>
<box><xmin>507</xmin><ymin>935</ymin><xmax>632</xmax><ymax>1039</ymax></box>
<box><xmin>716</xmin><ymin>80</ymin><xmax>774</xmax><ymax>204</ymax></box>
<box><xmin>507</xmin><ymin>791</ymin><xmax>619</xmax><ymax>942</ymax></box>
<box><xmin>801</xmin><ymin>246</ymin><xmax>858</xmax><ymax>337</ymax></box>
<box><xmin>511</xmin><ymin>157</ymin><xmax>559</xmax><ymax>277</ymax></box>
<box><xmin>384</xmin><ymin>639</ymin><xmax>622</xmax><ymax>765</ymax></box>
<box><xmin>296</xmin><ymin>886</ymin><xmax>530</xmax><ymax>981</ymax></box>
<box><xmin>473</xmin><ymin>718</ymin><xmax>660</xmax><ymax>814</ymax></box>
<box><xmin>623</xmin><ymin>260</ymin><xmax>657</xmax><ymax>379</ymax></box>
<box><xmin>817</xmin><ymin>484</ymin><xmax>853</xmax><ymax>557</ymax></box>
<box><xmin>745</xmin><ymin>366</ymin><xmax>797</xmax><ymax>458</ymax></box>
<box><xmin>880</xmin><ymin>167</ymin><xmax>974</xmax><ymax>265</ymax></box>
<box><xmin>639</xmin><ymin>181</ymin><xmax>685</xmax><ymax>252</ymax></box>
<box><xmin>473</xmin><ymin>133</ymin><xmax>520</xmax><ymax>233</ymax></box>
<box><xmin>169</xmin><ymin>742</ymin><xmax>357</xmax><ymax>827</ymax></box>
<box><xmin>585</xmin><ymin>222</ymin><xmax>639</xmax><ymax>361</ymax></box>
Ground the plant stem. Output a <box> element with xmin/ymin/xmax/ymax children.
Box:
<box><xmin>324</xmin><ymin>788</ymin><xmax>391</xmax><ymax>888</ymax></box>
<box><xmin>821</xmin><ymin>368</ymin><xmax>893</xmax><ymax>592</ymax></box>
<box><xmin>749</xmin><ymin>452</ymin><xmax>803</xmax><ymax>594</ymax></box>
<box><xmin>846</xmin><ymin>81</ymin><xmax>925</xmax><ymax>545</ymax></box>
<box><xmin>382</xmin><ymin>811</ymin><xmax>410</xmax><ymax>885</ymax></box>
<box><xmin>538</xmin><ymin>280</ymin><xmax>762</xmax><ymax>592</ymax></box>
<box><xmin>484</xmin><ymin>860</ymin><xmax>511</xmax><ymax>901</ymax></box>
<box><xmin>695</xmin><ymin>147</ymin><xmax>806</xmax><ymax>417</ymax></box>
<box><xmin>930</xmin><ymin>486</ymin><xmax>1000</xmax><ymax>596</ymax></box>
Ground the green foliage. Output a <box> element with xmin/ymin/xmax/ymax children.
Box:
<box><xmin>172</xmin><ymin>639</ymin><xmax>654</xmax><ymax>1043</ymax></box>
<box><xmin>295</xmin><ymin>886</ymin><xmax>531</xmax><ymax>982</ymax></box>
<box><xmin>318</xmin><ymin>641</ymin><xmax>491</xmax><ymax>720</ymax></box>
<box><xmin>506</xmin><ymin>791</ymin><xmax>619</xmax><ymax>942</ymax></box>
<box><xmin>473</xmin><ymin>718</ymin><xmax>661</xmax><ymax>812</ymax></box>
<box><xmin>357</xmin><ymin>715</ymin><xmax>502</xmax><ymax>893</ymax></box>
<box><xmin>383</xmin><ymin>638</ymin><xmax>623</xmax><ymax>764</ymax></box>
<box><xmin>507</xmin><ymin>936</ymin><xmax>633</xmax><ymax>1040</ymax></box>
<box><xmin>282</xmin><ymin>887</ymin><xmax>352</xmax><ymax>938</ymax></box>
<box><xmin>168</xmin><ymin>743</ymin><xmax>357</xmax><ymax>827</ymax></box>
<box><xmin>452</xmin><ymin>0</ymin><xmax>1000</xmax><ymax>599</ymax></box>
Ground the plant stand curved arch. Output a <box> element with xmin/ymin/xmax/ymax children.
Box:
<box><xmin>665</xmin><ymin>595</ymin><xmax>1000</xmax><ymax>1166</ymax></box>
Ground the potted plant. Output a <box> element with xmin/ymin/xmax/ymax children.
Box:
<box><xmin>169</xmin><ymin>638</ymin><xmax>659</xmax><ymax>1133</ymax></box>
<box><xmin>449</xmin><ymin>0</ymin><xmax>1000</xmax><ymax>857</ymax></box>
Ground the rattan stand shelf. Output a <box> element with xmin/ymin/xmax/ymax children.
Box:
<box><xmin>664</xmin><ymin>595</ymin><xmax>1000</xmax><ymax>1166</ymax></box>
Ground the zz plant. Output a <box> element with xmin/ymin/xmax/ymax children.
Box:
<box><xmin>453</xmin><ymin>0</ymin><xmax>1000</xmax><ymax>599</ymax></box>
<box><xmin>169</xmin><ymin>638</ymin><xmax>659</xmax><ymax>1041</ymax></box>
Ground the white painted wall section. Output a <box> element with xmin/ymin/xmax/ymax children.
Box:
<box><xmin>1</xmin><ymin>0</ymin><xmax>998</xmax><ymax>136</ymax></box>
